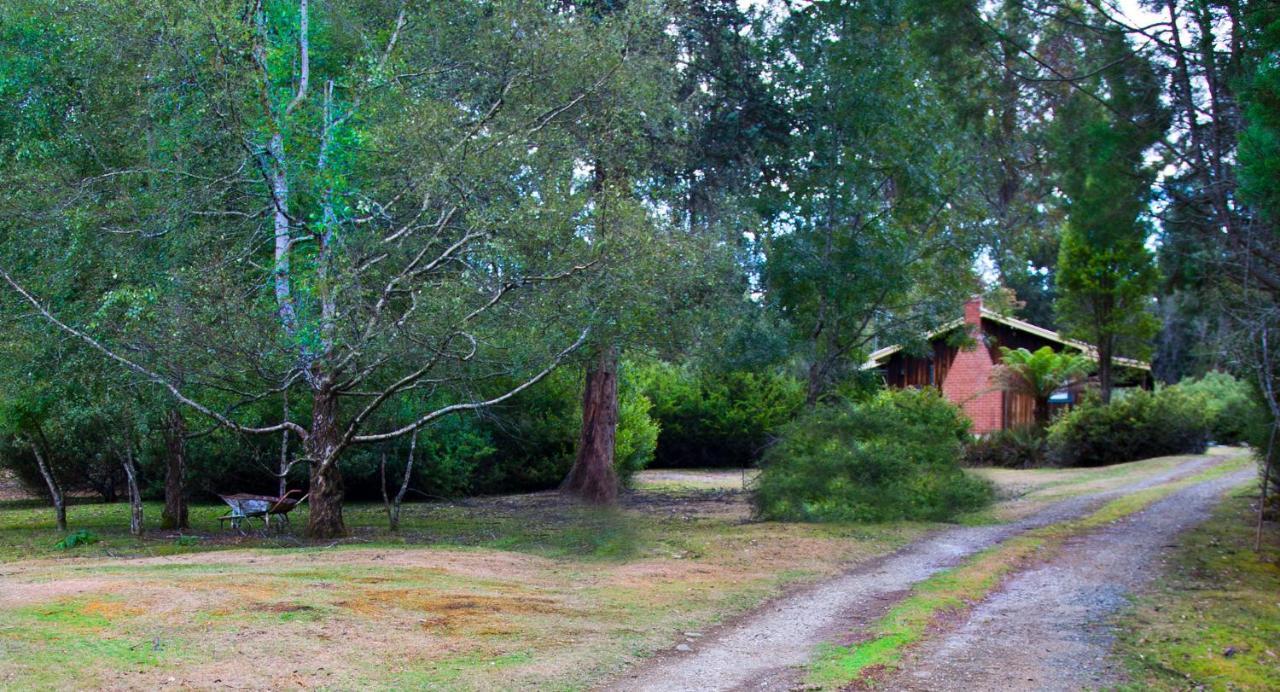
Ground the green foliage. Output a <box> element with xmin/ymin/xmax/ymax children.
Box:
<box><xmin>995</xmin><ymin>346</ymin><xmax>1091</xmax><ymax>400</ymax></box>
<box><xmin>633</xmin><ymin>361</ymin><xmax>804</xmax><ymax>468</ymax></box>
<box><xmin>1174</xmin><ymin>372</ymin><xmax>1266</xmax><ymax>445</ymax></box>
<box><xmin>613</xmin><ymin>387</ymin><xmax>660</xmax><ymax>485</ymax></box>
<box><xmin>993</xmin><ymin>346</ymin><xmax>1092</xmax><ymax>426</ymax></box>
<box><xmin>1049</xmin><ymin>30</ymin><xmax>1165</xmax><ymax>388</ymax></box>
<box><xmin>760</xmin><ymin>0</ymin><xmax>980</xmax><ymax>402</ymax></box>
<box><xmin>1046</xmin><ymin>388</ymin><xmax>1210</xmax><ymax>467</ymax></box>
<box><xmin>1239</xmin><ymin>3</ymin><xmax>1280</xmax><ymax>226</ymax></box>
<box><xmin>753</xmin><ymin>389</ymin><xmax>994</xmax><ymax>523</ymax></box>
<box><xmin>53</xmin><ymin>529</ymin><xmax>99</xmax><ymax>550</ymax></box>
<box><xmin>963</xmin><ymin>427</ymin><xmax>1047</xmax><ymax>469</ymax></box>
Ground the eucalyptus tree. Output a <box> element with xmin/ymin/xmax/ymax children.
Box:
<box><xmin>910</xmin><ymin>0</ymin><xmax>1069</xmax><ymax>329</ymax></box>
<box><xmin>760</xmin><ymin>0</ymin><xmax>981</xmax><ymax>405</ymax></box>
<box><xmin>0</xmin><ymin>0</ymin><xmax>667</xmax><ymax>536</ymax></box>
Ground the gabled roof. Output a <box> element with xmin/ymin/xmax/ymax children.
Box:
<box><xmin>862</xmin><ymin>307</ymin><xmax>1151</xmax><ymax>371</ymax></box>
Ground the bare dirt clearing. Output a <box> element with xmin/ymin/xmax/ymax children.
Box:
<box><xmin>0</xmin><ymin>471</ymin><xmax>919</xmax><ymax>690</ymax></box>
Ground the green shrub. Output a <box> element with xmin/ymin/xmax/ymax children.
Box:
<box><xmin>614</xmin><ymin>390</ymin><xmax>660</xmax><ymax>483</ymax></box>
<box><xmin>1173</xmin><ymin>372</ymin><xmax>1265</xmax><ymax>445</ymax></box>
<box><xmin>53</xmin><ymin>529</ymin><xmax>99</xmax><ymax>550</ymax></box>
<box><xmin>633</xmin><ymin>361</ymin><xmax>804</xmax><ymax>468</ymax></box>
<box><xmin>753</xmin><ymin>389</ymin><xmax>994</xmax><ymax>522</ymax></box>
<box><xmin>964</xmin><ymin>427</ymin><xmax>1047</xmax><ymax>468</ymax></box>
<box><xmin>1046</xmin><ymin>387</ymin><xmax>1210</xmax><ymax>467</ymax></box>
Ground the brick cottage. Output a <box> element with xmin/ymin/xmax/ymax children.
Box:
<box><xmin>862</xmin><ymin>297</ymin><xmax>1152</xmax><ymax>434</ymax></box>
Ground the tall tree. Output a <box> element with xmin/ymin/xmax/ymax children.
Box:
<box><xmin>560</xmin><ymin>0</ymin><xmax>782</xmax><ymax>503</ymax></box>
<box><xmin>1049</xmin><ymin>29</ymin><xmax>1166</xmax><ymax>402</ymax></box>
<box><xmin>0</xmin><ymin>0</ymin><xmax>663</xmax><ymax>536</ymax></box>
<box><xmin>910</xmin><ymin>0</ymin><xmax>1068</xmax><ymax>329</ymax></box>
<box><xmin>762</xmin><ymin>0</ymin><xmax>980</xmax><ymax>405</ymax></box>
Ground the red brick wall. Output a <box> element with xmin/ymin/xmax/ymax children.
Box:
<box><xmin>942</xmin><ymin>334</ymin><xmax>1003</xmax><ymax>434</ymax></box>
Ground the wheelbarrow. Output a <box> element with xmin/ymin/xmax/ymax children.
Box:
<box><xmin>217</xmin><ymin>489</ymin><xmax>308</xmax><ymax>533</ymax></box>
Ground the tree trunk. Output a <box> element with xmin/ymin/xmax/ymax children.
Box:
<box><xmin>279</xmin><ymin>393</ymin><xmax>292</xmax><ymax>498</ymax></box>
<box><xmin>382</xmin><ymin>432</ymin><xmax>416</xmax><ymax>532</ymax></box>
<box><xmin>1033</xmin><ymin>396</ymin><xmax>1050</xmax><ymax>428</ymax></box>
<box><xmin>1097</xmin><ymin>338</ymin><xmax>1114</xmax><ymax>404</ymax></box>
<box><xmin>562</xmin><ymin>346</ymin><xmax>619</xmax><ymax>504</ymax></box>
<box><xmin>161</xmin><ymin>409</ymin><xmax>189</xmax><ymax>530</ymax></box>
<box><xmin>306</xmin><ymin>386</ymin><xmax>347</xmax><ymax>538</ymax></box>
<box><xmin>1256</xmin><ymin>423</ymin><xmax>1276</xmax><ymax>552</ymax></box>
<box><xmin>280</xmin><ymin>427</ymin><xmax>291</xmax><ymax>498</ymax></box>
<box><xmin>805</xmin><ymin>358</ymin><xmax>829</xmax><ymax>407</ymax></box>
<box><xmin>29</xmin><ymin>440</ymin><xmax>66</xmax><ymax>532</ymax></box>
<box><xmin>121</xmin><ymin>448</ymin><xmax>144</xmax><ymax>537</ymax></box>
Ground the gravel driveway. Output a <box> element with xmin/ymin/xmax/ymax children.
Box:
<box><xmin>603</xmin><ymin>454</ymin><xmax>1238</xmax><ymax>692</ymax></box>
<box><xmin>887</xmin><ymin>464</ymin><xmax>1253</xmax><ymax>691</ymax></box>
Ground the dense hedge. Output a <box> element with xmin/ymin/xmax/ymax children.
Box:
<box><xmin>633</xmin><ymin>361</ymin><xmax>804</xmax><ymax>468</ymax></box>
<box><xmin>1174</xmin><ymin>372</ymin><xmax>1265</xmax><ymax>445</ymax></box>
<box><xmin>753</xmin><ymin>389</ymin><xmax>994</xmax><ymax>522</ymax></box>
<box><xmin>0</xmin><ymin>365</ymin><xmax>662</xmax><ymax>503</ymax></box>
<box><xmin>475</xmin><ymin>366</ymin><xmax>659</xmax><ymax>493</ymax></box>
<box><xmin>1046</xmin><ymin>387</ymin><xmax>1210</xmax><ymax>467</ymax></box>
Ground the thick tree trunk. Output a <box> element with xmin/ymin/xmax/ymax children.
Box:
<box><xmin>121</xmin><ymin>448</ymin><xmax>144</xmax><ymax>536</ymax></box>
<box><xmin>161</xmin><ymin>409</ymin><xmax>189</xmax><ymax>530</ymax></box>
<box><xmin>562</xmin><ymin>346</ymin><xmax>619</xmax><ymax>504</ymax></box>
<box><xmin>306</xmin><ymin>386</ymin><xmax>347</xmax><ymax>538</ymax></box>
<box><xmin>1097</xmin><ymin>339</ymin><xmax>1114</xmax><ymax>404</ymax></box>
<box><xmin>805</xmin><ymin>359</ymin><xmax>829</xmax><ymax>407</ymax></box>
<box><xmin>29</xmin><ymin>440</ymin><xmax>66</xmax><ymax>532</ymax></box>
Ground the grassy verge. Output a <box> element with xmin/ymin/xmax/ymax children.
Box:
<box><xmin>1113</xmin><ymin>484</ymin><xmax>1280</xmax><ymax>690</ymax></box>
<box><xmin>805</xmin><ymin>453</ymin><xmax>1252</xmax><ymax>689</ymax></box>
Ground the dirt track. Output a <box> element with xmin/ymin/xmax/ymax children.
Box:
<box><xmin>887</xmin><ymin>464</ymin><xmax>1253</xmax><ymax>691</ymax></box>
<box><xmin>606</xmin><ymin>454</ymin><xmax>1245</xmax><ymax>692</ymax></box>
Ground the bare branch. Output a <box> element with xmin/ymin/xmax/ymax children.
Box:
<box><xmin>285</xmin><ymin>0</ymin><xmax>310</xmax><ymax>115</ymax></box>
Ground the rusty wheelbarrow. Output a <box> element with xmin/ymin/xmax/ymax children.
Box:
<box><xmin>217</xmin><ymin>489</ymin><xmax>308</xmax><ymax>533</ymax></box>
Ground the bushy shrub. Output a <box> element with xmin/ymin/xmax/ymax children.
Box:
<box><xmin>753</xmin><ymin>389</ymin><xmax>994</xmax><ymax>522</ymax></box>
<box><xmin>614</xmin><ymin>390</ymin><xmax>660</xmax><ymax>482</ymax></box>
<box><xmin>1046</xmin><ymin>387</ymin><xmax>1210</xmax><ymax>467</ymax></box>
<box><xmin>963</xmin><ymin>427</ymin><xmax>1047</xmax><ymax>468</ymax></box>
<box><xmin>1174</xmin><ymin>372</ymin><xmax>1265</xmax><ymax>445</ymax></box>
<box><xmin>633</xmin><ymin>361</ymin><xmax>804</xmax><ymax>468</ymax></box>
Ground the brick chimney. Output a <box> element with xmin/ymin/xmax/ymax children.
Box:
<box><xmin>963</xmin><ymin>295</ymin><xmax>983</xmax><ymax>327</ymax></box>
<box><xmin>943</xmin><ymin>294</ymin><xmax>1004</xmax><ymax>434</ymax></box>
